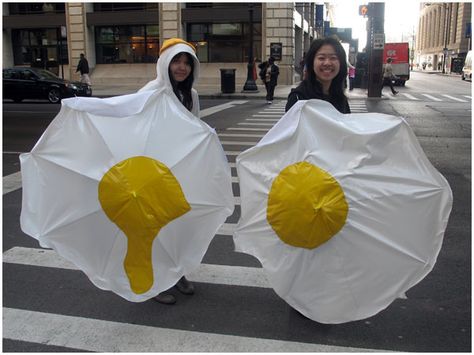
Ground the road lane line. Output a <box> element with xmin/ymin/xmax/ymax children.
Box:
<box><xmin>218</xmin><ymin>133</ymin><xmax>265</xmax><ymax>138</ymax></box>
<box><xmin>421</xmin><ymin>94</ymin><xmax>443</xmax><ymax>101</ymax></box>
<box><xmin>200</xmin><ymin>100</ymin><xmax>248</xmax><ymax>118</ymax></box>
<box><xmin>220</xmin><ymin>141</ymin><xmax>256</xmax><ymax>146</ymax></box>
<box><xmin>245</xmin><ymin>118</ymin><xmax>279</xmax><ymax>121</ymax></box>
<box><xmin>3</xmin><ymin>246</ymin><xmax>266</xmax><ymax>288</ymax></box>
<box><xmin>441</xmin><ymin>94</ymin><xmax>468</xmax><ymax>102</ymax></box>
<box><xmin>3</xmin><ymin>171</ymin><xmax>22</xmax><ymax>195</ymax></box>
<box><xmin>402</xmin><ymin>93</ymin><xmax>420</xmax><ymax>100</ymax></box>
<box><xmin>2</xmin><ymin>308</ymin><xmax>378</xmax><ymax>352</ymax></box>
<box><xmin>237</xmin><ymin>120</ymin><xmax>275</xmax><ymax>127</ymax></box>
<box><xmin>252</xmin><ymin>114</ymin><xmax>283</xmax><ymax>117</ymax></box>
<box><xmin>463</xmin><ymin>95</ymin><xmax>471</xmax><ymax>99</ymax></box>
<box><xmin>227</xmin><ymin>127</ymin><xmax>269</xmax><ymax>132</ymax></box>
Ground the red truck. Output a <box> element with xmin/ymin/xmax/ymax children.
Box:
<box><xmin>383</xmin><ymin>42</ymin><xmax>410</xmax><ymax>86</ymax></box>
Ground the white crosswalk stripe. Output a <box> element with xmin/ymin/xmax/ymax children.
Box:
<box><xmin>402</xmin><ymin>93</ymin><xmax>420</xmax><ymax>100</ymax></box>
<box><xmin>349</xmin><ymin>99</ymin><xmax>368</xmax><ymax>113</ymax></box>
<box><xmin>421</xmin><ymin>94</ymin><xmax>443</xmax><ymax>101</ymax></box>
<box><xmin>441</xmin><ymin>94</ymin><xmax>468</xmax><ymax>102</ymax></box>
<box><xmin>3</xmin><ymin>307</ymin><xmax>376</xmax><ymax>352</ymax></box>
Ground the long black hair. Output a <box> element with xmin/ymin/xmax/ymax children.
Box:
<box><xmin>168</xmin><ymin>52</ymin><xmax>195</xmax><ymax>112</ymax></box>
<box><xmin>304</xmin><ymin>37</ymin><xmax>348</xmax><ymax>107</ymax></box>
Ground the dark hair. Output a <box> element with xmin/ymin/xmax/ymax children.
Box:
<box><xmin>168</xmin><ymin>52</ymin><xmax>194</xmax><ymax>112</ymax></box>
<box><xmin>268</xmin><ymin>56</ymin><xmax>275</xmax><ymax>64</ymax></box>
<box><xmin>304</xmin><ymin>37</ymin><xmax>348</xmax><ymax>102</ymax></box>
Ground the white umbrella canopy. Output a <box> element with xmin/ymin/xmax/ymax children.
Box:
<box><xmin>234</xmin><ymin>99</ymin><xmax>452</xmax><ymax>324</ymax></box>
<box><xmin>20</xmin><ymin>89</ymin><xmax>234</xmax><ymax>302</ymax></box>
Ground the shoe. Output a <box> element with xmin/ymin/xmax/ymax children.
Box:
<box><xmin>267</xmin><ymin>101</ymin><xmax>272</xmax><ymax>104</ymax></box>
<box><xmin>154</xmin><ymin>292</ymin><xmax>176</xmax><ymax>305</ymax></box>
<box><xmin>393</xmin><ymin>91</ymin><xmax>399</xmax><ymax>95</ymax></box>
<box><xmin>175</xmin><ymin>276</ymin><xmax>194</xmax><ymax>295</ymax></box>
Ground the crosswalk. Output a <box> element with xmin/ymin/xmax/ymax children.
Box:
<box><xmin>383</xmin><ymin>92</ymin><xmax>471</xmax><ymax>102</ymax></box>
<box><xmin>4</xmin><ymin>100</ymin><xmax>384</xmax><ymax>352</ymax></box>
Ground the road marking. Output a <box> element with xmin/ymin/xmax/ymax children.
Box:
<box><xmin>200</xmin><ymin>100</ymin><xmax>248</xmax><ymax>118</ymax></box>
<box><xmin>441</xmin><ymin>94</ymin><xmax>468</xmax><ymax>102</ymax></box>
<box><xmin>220</xmin><ymin>141</ymin><xmax>256</xmax><ymax>146</ymax></box>
<box><xmin>3</xmin><ymin>246</ymin><xmax>264</xmax><ymax>288</ymax></box>
<box><xmin>219</xmin><ymin>133</ymin><xmax>265</xmax><ymax>138</ymax></box>
<box><xmin>3</xmin><ymin>151</ymin><xmax>25</xmax><ymax>155</ymax></box>
<box><xmin>252</xmin><ymin>114</ymin><xmax>283</xmax><ymax>117</ymax></box>
<box><xmin>421</xmin><ymin>94</ymin><xmax>443</xmax><ymax>101</ymax></box>
<box><xmin>217</xmin><ymin>222</ymin><xmax>237</xmax><ymax>235</ymax></box>
<box><xmin>227</xmin><ymin>127</ymin><xmax>269</xmax><ymax>132</ymax></box>
<box><xmin>2</xmin><ymin>308</ymin><xmax>378</xmax><ymax>352</ymax></box>
<box><xmin>3</xmin><ymin>171</ymin><xmax>22</xmax><ymax>195</ymax></box>
<box><xmin>402</xmin><ymin>93</ymin><xmax>420</xmax><ymax>100</ymax></box>
<box><xmin>225</xmin><ymin>151</ymin><xmax>241</xmax><ymax>156</ymax></box>
<box><xmin>237</xmin><ymin>120</ymin><xmax>275</xmax><ymax>127</ymax></box>
<box><xmin>245</xmin><ymin>118</ymin><xmax>280</xmax><ymax>122</ymax></box>
<box><xmin>463</xmin><ymin>95</ymin><xmax>471</xmax><ymax>99</ymax></box>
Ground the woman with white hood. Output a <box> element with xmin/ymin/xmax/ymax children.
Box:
<box><xmin>140</xmin><ymin>38</ymin><xmax>200</xmax><ymax>304</ymax></box>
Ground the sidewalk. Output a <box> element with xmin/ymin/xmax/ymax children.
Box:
<box><xmin>91</xmin><ymin>82</ymin><xmax>369</xmax><ymax>100</ymax></box>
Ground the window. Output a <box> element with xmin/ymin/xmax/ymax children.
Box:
<box><xmin>95</xmin><ymin>25</ymin><xmax>159</xmax><ymax>64</ymax></box>
<box><xmin>12</xmin><ymin>28</ymin><xmax>68</xmax><ymax>67</ymax></box>
<box><xmin>8</xmin><ymin>3</ymin><xmax>65</xmax><ymax>14</ymax></box>
<box><xmin>187</xmin><ymin>23</ymin><xmax>262</xmax><ymax>63</ymax></box>
<box><xmin>93</xmin><ymin>3</ymin><xmax>158</xmax><ymax>12</ymax></box>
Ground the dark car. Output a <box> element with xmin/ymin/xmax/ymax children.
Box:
<box><xmin>3</xmin><ymin>67</ymin><xmax>92</xmax><ymax>103</ymax></box>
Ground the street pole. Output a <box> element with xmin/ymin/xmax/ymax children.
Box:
<box><xmin>242</xmin><ymin>4</ymin><xmax>258</xmax><ymax>92</ymax></box>
<box><xmin>367</xmin><ymin>2</ymin><xmax>385</xmax><ymax>98</ymax></box>
<box><xmin>442</xmin><ymin>4</ymin><xmax>451</xmax><ymax>74</ymax></box>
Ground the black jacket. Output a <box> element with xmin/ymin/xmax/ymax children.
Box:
<box><xmin>76</xmin><ymin>58</ymin><xmax>89</xmax><ymax>75</ymax></box>
<box><xmin>285</xmin><ymin>80</ymin><xmax>351</xmax><ymax>114</ymax></box>
<box><xmin>259</xmin><ymin>62</ymin><xmax>279</xmax><ymax>85</ymax></box>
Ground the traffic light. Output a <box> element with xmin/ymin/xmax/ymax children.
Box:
<box><xmin>359</xmin><ymin>5</ymin><xmax>369</xmax><ymax>17</ymax></box>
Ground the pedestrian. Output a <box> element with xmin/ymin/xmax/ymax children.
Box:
<box><xmin>76</xmin><ymin>53</ymin><xmax>91</xmax><ymax>86</ymax></box>
<box><xmin>348</xmin><ymin>63</ymin><xmax>356</xmax><ymax>91</ymax></box>
<box><xmin>139</xmin><ymin>38</ymin><xmax>200</xmax><ymax>304</ymax></box>
<box><xmin>285</xmin><ymin>37</ymin><xmax>351</xmax><ymax>113</ymax></box>
<box><xmin>263</xmin><ymin>56</ymin><xmax>279</xmax><ymax>104</ymax></box>
<box><xmin>382</xmin><ymin>57</ymin><xmax>399</xmax><ymax>95</ymax></box>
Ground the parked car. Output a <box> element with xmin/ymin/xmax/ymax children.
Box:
<box><xmin>3</xmin><ymin>67</ymin><xmax>92</xmax><ymax>103</ymax></box>
<box><xmin>461</xmin><ymin>50</ymin><xmax>472</xmax><ymax>81</ymax></box>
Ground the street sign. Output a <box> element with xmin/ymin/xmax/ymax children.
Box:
<box><xmin>373</xmin><ymin>33</ymin><xmax>384</xmax><ymax>50</ymax></box>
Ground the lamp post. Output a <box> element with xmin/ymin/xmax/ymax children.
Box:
<box><xmin>242</xmin><ymin>4</ymin><xmax>258</xmax><ymax>92</ymax></box>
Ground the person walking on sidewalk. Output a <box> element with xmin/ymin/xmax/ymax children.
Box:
<box><xmin>285</xmin><ymin>37</ymin><xmax>351</xmax><ymax>113</ymax></box>
<box><xmin>382</xmin><ymin>57</ymin><xmax>398</xmax><ymax>95</ymax></box>
<box><xmin>76</xmin><ymin>53</ymin><xmax>91</xmax><ymax>86</ymax></box>
<box><xmin>263</xmin><ymin>56</ymin><xmax>279</xmax><ymax>104</ymax></box>
<box><xmin>139</xmin><ymin>38</ymin><xmax>200</xmax><ymax>304</ymax></box>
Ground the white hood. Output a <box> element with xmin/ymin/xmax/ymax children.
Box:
<box><xmin>139</xmin><ymin>43</ymin><xmax>200</xmax><ymax>93</ymax></box>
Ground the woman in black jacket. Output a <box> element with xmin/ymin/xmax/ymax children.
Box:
<box><xmin>285</xmin><ymin>37</ymin><xmax>350</xmax><ymax>114</ymax></box>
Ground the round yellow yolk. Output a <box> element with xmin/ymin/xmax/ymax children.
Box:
<box><xmin>98</xmin><ymin>156</ymin><xmax>190</xmax><ymax>294</ymax></box>
<box><xmin>267</xmin><ymin>161</ymin><xmax>348</xmax><ymax>249</ymax></box>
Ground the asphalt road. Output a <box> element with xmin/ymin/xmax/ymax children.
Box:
<box><xmin>2</xmin><ymin>72</ymin><xmax>471</xmax><ymax>352</ymax></box>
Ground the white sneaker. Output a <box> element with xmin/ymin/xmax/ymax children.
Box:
<box><xmin>267</xmin><ymin>101</ymin><xmax>272</xmax><ymax>104</ymax></box>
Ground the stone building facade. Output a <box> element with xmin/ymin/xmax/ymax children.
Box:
<box><xmin>415</xmin><ymin>2</ymin><xmax>471</xmax><ymax>73</ymax></box>
<box><xmin>3</xmin><ymin>2</ymin><xmax>322</xmax><ymax>86</ymax></box>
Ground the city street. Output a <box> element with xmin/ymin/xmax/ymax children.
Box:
<box><xmin>3</xmin><ymin>71</ymin><xmax>471</xmax><ymax>351</ymax></box>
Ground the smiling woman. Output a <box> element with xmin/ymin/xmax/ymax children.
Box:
<box><xmin>285</xmin><ymin>37</ymin><xmax>350</xmax><ymax>114</ymax></box>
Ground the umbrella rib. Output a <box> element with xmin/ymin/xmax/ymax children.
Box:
<box><xmin>30</xmin><ymin>154</ymin><xmax>102</xmax><ymax>183</ymax></box>
<box><xmin>42</xmin><ymin>205</ymin><xmax>105</xmax><ymax>238</ymax></box>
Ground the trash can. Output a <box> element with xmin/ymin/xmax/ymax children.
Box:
<box><xmin>220</xmin><ymin>68</ymin><xmax>236</xmax><ymax>94</ymax></box>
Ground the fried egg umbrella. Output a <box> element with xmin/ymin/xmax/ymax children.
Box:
<box><xmin>20</xmin><ymin>89</ymin><xmax>234</xmax><ymax>302</ymax></box>
<box><xmin>234</xmin><ymin>99</ymin><xmax>452</xmax><ymax>324</ymax></box>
